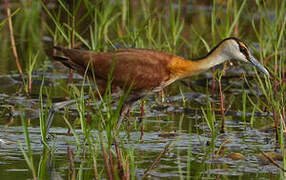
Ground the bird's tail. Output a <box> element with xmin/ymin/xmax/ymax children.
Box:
<box><xmin>53</xmin><ymin>56</ymin><xmax>74</xmax><ymax>69</ymax></box>
<box><xmin>53</xmin><ymin>46</ymin><xmax>75</xmax><ymax>70</ymax></box>
<box><xmin>53</xmin><ymin>46</ymin><xmax>64</xmax><ymax>52</ymax></box>
<box><xmin>52</xmin><ymin>46</ymin><xmax>90</xmax><ymax>75</ymax></box>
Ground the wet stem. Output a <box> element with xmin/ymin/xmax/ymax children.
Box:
<box><xmin>67</xmin><ymin>146</ymin><xmax>76</xmax><ymax>180</ymax></box>
<box><xmin>102</xmin><ymin>144</ymin><xmax>113</xmax><ymax>180</ymax></box>
<box><xmin>218</xmin><ymin>79</ymin><xmax>225</xmax><ymax>133</ymax></box>
<box><xmin>4</xmin><ymin>0</ymin><xmax>25</xmax><ymax>86</ymax></box>
<box><xmin>218</xmin><ymin>65</ymin><xmax>227</xmax><ymax>133</ymax></box>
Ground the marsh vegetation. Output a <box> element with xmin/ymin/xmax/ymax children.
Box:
<box><xmin>0</xmin><ymin>0</ymin><xmax>285</xmax><ymax>179</ymax></box>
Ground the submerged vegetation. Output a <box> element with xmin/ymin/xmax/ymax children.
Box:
<box><xmin>0</xmin><ymin>0</ymin><xmax>285</xmax><ymax>179</ymax></box>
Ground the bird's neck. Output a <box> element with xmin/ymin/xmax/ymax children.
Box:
<box><xmin>196</xmin><ymin>49</ymin><xmax>229</xmax><ymax>71</ymax></box>
<box><xmin>169</xmin><ymin>49</ymin><xmax>229</xmax><ymax>79</ymax></box>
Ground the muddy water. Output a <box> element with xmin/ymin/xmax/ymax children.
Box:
<box><xmin>0</xmin><ymin>69</ymin><xmax>279</xmax><ymax>179</ymax></box>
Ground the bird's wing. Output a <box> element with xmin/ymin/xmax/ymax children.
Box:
<box><xmin>54</xmin><ymin>48</ymin><xmax>174</xmax><ymax>90</ymax></box>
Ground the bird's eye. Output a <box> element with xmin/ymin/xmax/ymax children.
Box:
<box><xmin>239</xmin><ymin>46</ymin><xmax>247</xmax><ymax>54</ymax></box>
<box><xmin>238</xmin><ymin>44</ymin><xmax>250</xmax><ymax>60</ymax></box>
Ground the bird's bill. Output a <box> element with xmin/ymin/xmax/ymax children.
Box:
<box><xmin>249</xmin><ymin>56</ymin><xmax>270</xmax><ymax>77</ymax></box>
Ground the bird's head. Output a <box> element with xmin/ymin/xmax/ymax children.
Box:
<box><xmin>217</xmin><ymin>37</ymin><xmax>270</xmax><ymax>76</ymax></box>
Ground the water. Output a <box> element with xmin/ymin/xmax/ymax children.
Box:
<box><xmin>0</xmin><ymin>70</ymin><xmax>279</xmax><ymax>178</ymax></box>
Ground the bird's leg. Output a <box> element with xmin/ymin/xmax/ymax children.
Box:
<box><xmin>93</xmin><ymin>80</ymin><xmax>107</xmax><ymax>100</ymax></box>
<box><xmin>158</xmin><ymin>90</ymin><xmax>165</xmax><ymax>104</ymax></box>
<box><xmin>117</xmin><ymin>102</ymin><xmax>133</xmax><ymax>129</ymax></box>
<box><xmin>93</xmin><ymin>87</ymin><xmax>106</xmax><ymax>100</ymax></box>
<box><xmin>45</xmin><ymin>95</ymin><xmax>90</xmax><ymax>140</ymax></box>
<box><xmin>139</xmin><ymin>100</ymin><xmax>145</xmax><ymax>123</ymax></box>
<box><xmin>116</xmin><ymin>93</ymin><xmax>143</xmax><ymax>129</ymax></box>
<box><xmin>139</xmin><ymin>100</ymin><xmax>145</xmax><ymax>140</ymax></box>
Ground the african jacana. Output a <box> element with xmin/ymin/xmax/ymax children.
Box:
<box><xmin>54</xmin><ymin>37</ymin><xmax>269</xmax><ymax>128</ymax></box>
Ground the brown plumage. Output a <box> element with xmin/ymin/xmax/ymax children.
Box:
<box><xmin>53</xmin><ymin>37</ymin><xmax>269</xmax><ymax>126</ymax></box>
<box><xmin>54</xmin><ymin>47</ymin><xmax>175</xmax><ymax>92</ymax></box>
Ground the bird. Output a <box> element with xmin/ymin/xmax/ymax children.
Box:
<box><xmin>53</xmin><ymin>37</ymin><xmax>269</xmax><ymax>128</ymax></box>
